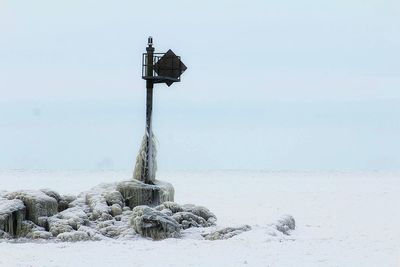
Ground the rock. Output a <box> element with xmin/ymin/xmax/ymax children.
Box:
<box><xmin>57</xmin><ymin>231</ymin><xmax>90</xmax><ymax>242</ymax></box>
<box><xmin>0</xmin><ymin>230</ymin><xmax>11</xmax><ymax>239</ymax></box>
<box><xmin>155</xmin><ymin>202</ymin><xmax>183</xmax><ymax>213</ymax></box>
<box><xmin>172</xmin><ymin>212</ymin><xmax>211</xmax><ymax>229</ymax></box>
<box><xmin>130</xmin><ymin>206</ymin><xmax>180</xmax><ymax>240</ymax></box>
<box><xmin>53</xmin><ymin>207</ymin><xmax>89</xmax><ymax>230</ymax></box>
<box><xmin>30</xmin><ymin>230</ymin><xmax>53</xmax><ymax>239</ymax></box>
<box><xmin>78</xmin><ymin>225</ymin><xmax>103</xmax><ymax>241</ymax></box>
<box><xmin>85</xmin><ymin>183</ymin><xmax>122</xmax><ymax>219</ymax></box>
<box><xmin>104</xmin><ymin>191</ymin><xmax>124</xmax><ymax>208</ymax></box>
<box><xmin>40</xmin><ymin>189</ymin><xmax>61</xmax><ymax>202</ymax></box>
<box><xmin>19</xmin><ymin>220</ymin><xmax>45</xmax><ymax>237</ymax></box>
<box><xmin>274</xmin><ymin>215</ymin><xmax>295</xmax><ymax>235</ymax></box>
<box><xmin>98</xmin><ymin>225</ymin><xmax>121</xmax><ymax>238</ymax></box>
<box><xmin>48</xmin><ymin>217</ymin><xmax>74</xmax><ymax>236</ymax></box>
<box><xmin>58</xmin><ymin>194</ymin><xmax>76</xmax><ymax>212</ymax></box>
<box><xmin>111</xmin><ymin>204</ymin><xmax>122</xmax><ymax>217</ymax></box>
<box><xmin>5</xmin><ymin>190</ymin><xmax>58</xmax><ymax>226</ymax></box>
<box><xmin>202</xmin><ymin>225</ymin><xmax>252</xmax><ymax>240</ymax></box>
<box><xmin>0</xmin><ymin>199</ymin><xmax>26</xmax><ymax>237</ymax></box>
<box><xmin>40</xmin><ymin>189</ymin><xmax>75</xmax><ymax>212</ymax></box>
<box><xmin>117</xmin><ymin>179</ymin><xmax>174</xmax><ymax>209</ymax></box>
<box><xmin>182</xmin><ymin>204</ymin><xmax>217</xmax><ymax>224</ymax></box>
<box><xmin>86</xmin><ymin>192</ymin><xmax>110</xmax><ymax>220</ymax></box>
<box><xmin>159</xmin><ymin>209</ymin><xmax>173</xmax><ymax>216</ymax></box>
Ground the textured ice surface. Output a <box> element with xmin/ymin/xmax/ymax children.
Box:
<box><xmin>117</xmin><ymin>179</ymin><xmax>174</xmax><ymax>208</ymax></box>
<box><xmin>0</xmin><ymin>199</ymin><xmax>25</xmax><ymax>237</ymax></box>
<box><xmin>5</xmin><ymin>190</ymin><xmax>58</xmax><ymax>226</ymax></box>
<box><xmin>202</xmin><ymin>225</ymin><xmax>252</xmax><ymax>240</ymax></box>
<box><xmin>130</xmin><ymin>205</ymin><xmax>181</xmax><ymax>240</ymax></box>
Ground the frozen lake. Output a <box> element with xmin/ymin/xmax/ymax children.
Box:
<box><xmin>0</xmin><ymin>170</ymin><xmax>399</xmax><ymax>266</ymax></box>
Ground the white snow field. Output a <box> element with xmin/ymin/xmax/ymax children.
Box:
<box><xmin>0</xmin><ymin>170</ymin><xmax>399</xmax><ymax>267</ymax></box>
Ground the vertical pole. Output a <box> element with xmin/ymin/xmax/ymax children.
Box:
<box><xmin>144</xmin><ymin>37</ymin><xmax>155</xmax><ymax>184</ymax></box>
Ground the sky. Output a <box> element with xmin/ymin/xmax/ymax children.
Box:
<box><xmin>0</xmin><ymin>0</ymin><xmax>399</xmax><ymax>171</ymax></box>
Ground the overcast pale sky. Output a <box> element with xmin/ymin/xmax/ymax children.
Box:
<box><xmin>0</xmin><ymin>0</ymin><xmax>399</xmax><ymax>171</ymax></box>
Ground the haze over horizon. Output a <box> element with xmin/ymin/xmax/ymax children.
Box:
<box><xmin>1</xmin><ymin>0</ymin><xmax>399</xmax><ymax>171</ymax></box>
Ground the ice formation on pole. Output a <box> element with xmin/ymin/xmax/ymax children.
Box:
<box><xmin>133</xmin><ymin>129</ymin><xmax>157</xmax><ymax>183</ymax></box>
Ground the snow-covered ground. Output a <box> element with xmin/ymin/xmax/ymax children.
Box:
<box><xmin>0</xmin><ymin>170</ymin><xmax>399</xmax><ymax>266</ymax></box>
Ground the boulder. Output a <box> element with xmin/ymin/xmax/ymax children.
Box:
<box><xmin>47</xmin><ymin>217</ymin><xmax>74</xmax><ymax>236</ymax></box>
<box><xmin>117</xmin><ymin>179</ymin><xmax>174</xmax><ymax>209</ymax></box>
<box><xmin>58</xmin><ymin>194</ymin><xmax>77</xmax><ymax>212</ymax></box>
<box><xmin>5</xmin><ymin>190</ymin><xmax>58</xmax><ymax>226</ymax></box>
<box><xmin>274</xmin><ymin>215</ymin><xmax>295</xmax><ymax>235</ymax></box>
<box><xmin>57</xmin><ymin>231</ymin><xmax>90</xmax><ymax>242</ymax></box>
<box><xmin>111</xmin><ymin>204</ymin><xmax>122</xmax><ymax>217</ymax></box>
<box><xmin>202</xmin><ymin>225</ymin><xmax>252</xmax><ymax>240</ymax></box>
<box><xmin>52</xmin><ymin>206</ymin><xmax>89</xmax><ymax>230</ymax></box>
<box><xmin>29</xmin><ymin>230</ymin><xmax>53</xmax><ymax>239</ymax></box>
<box><xmin>0</xmin><ymin>199</ymin><xmax>26</xmax><ymax>237</ymax></box>
<box><xmin>182</xmin><ymin>204</ymin><xmax>217</xmax><ymax>224</ymax></box>
<box><xmin>40</xmin><ymin>189</ymin><xmax>61</xmax><ymax>202</ymax></box>
<box><xmin>172</xmin><ymin>212</ymin><xmax>211</xmax><ymax>229</ymax></box>
<box><xmin>130</xmin><ymin>205</ymin><xmax>180</xmax><ymax>240</ymax></box>
<box><xmin>104</xmin><ymin>191</ymin><xmax>124</xmax><ymax>208</ymax></box>
<box><xmin>155</xmin><ymin>202</ymin><xmax>183</xmax><ymax>213</ymax></box>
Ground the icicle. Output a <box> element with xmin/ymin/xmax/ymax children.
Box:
<box><xmin>133</xmin><ymin>129</ymin><xmax>157</xmax><ymax>183</ymax></box>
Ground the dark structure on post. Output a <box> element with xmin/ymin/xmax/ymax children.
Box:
<box><xmin>133</xmin><ymin>37</ymin><xmax>187</xmax><ymax>185</ymax></box>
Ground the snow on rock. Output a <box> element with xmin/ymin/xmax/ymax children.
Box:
<box><xmin>202</xmin><ymin>225</ymin><xmax>252</xmax><ymax>240</ymax></box>
<box><xmin>40</xmin><ymin>189</ymin><xmax>77</xmax><ymax>212</ymax></box>
<box><xmin>273</xmin><ymin>215</ymin><xmax>296</xmax><ymax>235</ymax></box>
<box><xmin>30</xmin><ymin>230</ymin><xmax>53</xmax><ymax>239</ymax></box>
<box><xmin>104</xmin><ymin>191</ymin><xmax>124</xmax><ymax>208</ymax></box>
<box><xmin>0</xmin><ymin>199</ymin><xmax>26</xmax><ymax>237</ymax></box>
<box><xmin>0</xmin><ymin>179</ymin><xmax>274</xmax><ymax>242</ymax></box>
<box><xmin>172</xmin><ymin>212</ymin><xmax>211</xmax><ymax>229</ymax></box>
<box><xmin>130</xmin><ymin>205</ymin><xmax>181</xmax><ymax>240</ymax></box>
<box><xmin>111</xmin><ymin>204</ymin><xmax>122</xmax><ymax>217</ymax></box>
<box><xmin>48</xmin><ymin>217</ymin><xmax>74</xmax><ymax>236</ymax></box>
<box><xmin>181</xmin><ymin>204</ymin><xmax>217</xmax><ymax>225</ymax></box>
<box><xmin>77</xmin><ymin>225</ymin><xmax>103</xmax><ymax>241</ymax></box>
<box><xmin>154</xmin><ymin>201</ymin><xmax>184</xmax><ymax>213</ymax></box>
<box><xmin>86</xmin><ymin>191</ymin><xmax>111</xmax><ymax>220</ymax></box>
<box><xmin>5</xmin><ymin>190</ymin><xmax>58</xmax><ymax>226</ymax></box>
<box><xmin>117</xmin><ymin>179</ymin><xmax>174</xmax><ymax>209</ymax></box>
<box><xmin>57</xmin><ymin>231</ymin><xmax>91</xmax><ymax>242</ymax></box>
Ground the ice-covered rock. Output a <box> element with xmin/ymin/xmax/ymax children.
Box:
<box><xmin>274</xmin><ymin>215</ymin><xmax>295</xmax><ymax>235</ymax></box>
<box><xmin>58</xmin><ymin>194</ymin><xmax>77</xmax><ymax>212</ymax></box>
<box><xmin>0</xmin><ymin>199</ymin><xmax>26</xmax><ymax>237</ymax></box>
<box><xmin>117</xmin><ymin>179</ymin><xmax>174</xmax><ymax>209</ymax></box>
<box><xmin>57</xmin><ymin>231</ymin><xmax>90</xmax><ymax>242</ymax></box>
<box><xmin>5</xmin><ymin>190</ymin><xmax>58</xmax><ymax>226</ymax></box>
<box><xmin>155</xmin><ymin>202</ymin><xmax>184</xmax><ymax>213</ymax></box>
<box><xmin>130</xmin><ymin>205</ymin><xmax>181</xmax><ymax>240</ymax></box>
<box><xmin>104</xmin><ymin>191</ymin><xmax>124</xmax><ymax>208</ymax></box>
<box><xmin>40</xmin><ymin>189</ymin><xmax>61</xmax><ymax>202</ymax></box>
<box><xmin>86</xmin><ymin>192</ymin><xmax>110</xmax><ymax>220</ymax></box>
<box><xmin>77</xmin><ymin>225</ymin><xmax>103</xmax><ymax>241</ymax></box>
<box><xmin>19</xmin><ymin>220</ymin><xmax>45</xmax><ymax>237</ymax></box>
<box><xmin>48</xmin><ymin>217</ymin><xmax>74</xmax><ymax>236</ymax></box>
<box><xmin>155</xmin><ymin>202</ymin><xmax>216</xmax><ymax>229</ymax></box>
<box><xmin>202</xmin><ymin>225</ymin><xmax>252</xmax><ymax>240</ymax></box>
<box><xmin>51</xmin><ymin>206</ymin><xmax>89</xmax><ymax>230</ymax></box>
<box><xmin>182</xmin><ymin>204</ymin><xmax>217</xmax><ymax>224</ymax></box>
<box><xmin>30</xmin><ymin>230</ymin><xmax>53</xmax><ymax>239</ymax></box>
<box><xmin>111</xmin><ymin>204</ymin><xmax>122</xmax><ymax>217</ymax></box>
<box><xmin>172</xmin><ymin>212</ymin><xmax>211</xmax><ymax>229</ymax></box>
